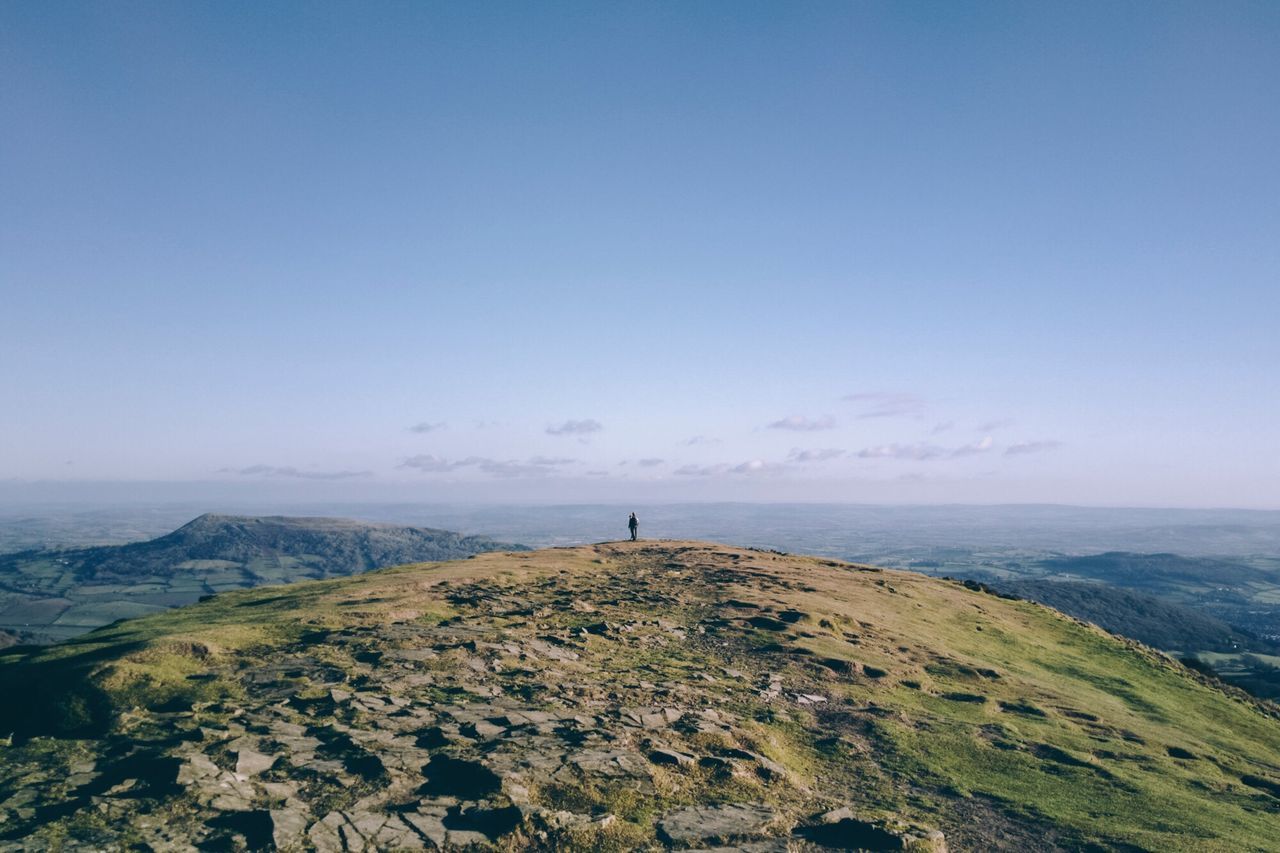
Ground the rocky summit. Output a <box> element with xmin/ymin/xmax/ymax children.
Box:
<box><xmin>2</xmin><ymin>541</ymin><xmax>1279</xmax><ymax>851</ymax></box>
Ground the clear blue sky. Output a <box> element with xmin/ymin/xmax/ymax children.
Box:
<box><xmin>2</xmin><ymin>1</ymin><xmax>1277</xmax><ymax>507</ymax></box>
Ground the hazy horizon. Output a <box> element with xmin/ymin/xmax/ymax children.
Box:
<box><xmin>4</xmin><ymin>3</ymin><xmax>1278</xmax><ymax>508</ymax></box>
<box><xmin>4</xmin><ymin>497</ymin><xmax>1279</xmax><ymax>560</ymax></box>
<box><xmin>5</xmin><ymin>479</ymin><xmax>1280</xmax><ymax>513</ymax></box>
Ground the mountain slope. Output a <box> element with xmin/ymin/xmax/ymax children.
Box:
<box><xmin>0</xmin><ymin>514</ymin><xmax>526</xmax><ymax>643</ymax></box>
<box><xmin>1037</xmin><ymin>551</ymin><xmax>1267</xmax><ymax>588</ymax></box>
<box><xmin>963</xmin><ymin>576</ymin><xmax>1265</xmax><ymax>654</ymax></box>
<box><xmin>1</xmin><ymin>541</ymin><xmax>1278</xmax><ymax>851</ymax></box>
<box><xmin>1025</xmin><ymin>551</ymin><xmax>1280</xmax><ymax>650</ymax></box>
<box><xmin>13</xmin><ymin>513</ymin><xmax>528</xmax><ymax>580</ymax></box>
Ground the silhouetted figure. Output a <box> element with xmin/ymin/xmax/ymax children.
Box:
<box><xmin>628</xmin><ymin>512</ymin><xmax>638</xmax><ymax>541</ymax></box>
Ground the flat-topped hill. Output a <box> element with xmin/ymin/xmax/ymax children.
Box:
<box><xmin>1</xmin><ymin>541</ymin><xmax>1278</xmax><ymax>850</ymax></box>
<box><xmin>0</xmin><ymin>514</ymin><xmax>526</xmax><ymax>643</ymax></box>
<box><xmin>47</xmin><ymin>513</ymin><xmax>527</xmax><ymax>577</ymax></box>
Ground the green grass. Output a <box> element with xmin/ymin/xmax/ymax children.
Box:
<box><xmin>881</xmin><ymin>720</ymin><xmax>1276</xmax><ymax>851</ymax></box>
<box><xmin>3</xmin><ymin>542</ymin><xmax>1280</xmax><ymax>851</ymax></box>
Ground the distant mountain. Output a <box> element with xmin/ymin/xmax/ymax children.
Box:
<box><xmin>47</xmin><ymin>513</ymin><xmax>528</xmax><ymax>579</ymax></box>
<box><xmin>0</xmin><ymin>515</ymin><xmax>526</xmax><ymax>643</ymax></box>
<box><xmin>1024</xmin><ymin>550</ymin><xmax>1280</xmax><ymax>643</ymax></box>
<box><xmin>1037</xmin><ymin>551</ymin><xmax>1267</xmax><ymax>589</ymax></box>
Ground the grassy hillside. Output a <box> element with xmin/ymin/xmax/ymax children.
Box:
<box><xmin>970</xmin><ymin>577</ymin><xmax>1266</xmax><ymax>654</ymax></box>
<box><xmin>1</xmin><ymin>541</ymin><xmax>1278</xmax><ymax>851</ymax></box>
<box><xmin>0</xmin><ymin>514</ymin><xmax>525</xmax><ymax>643</ymax></box>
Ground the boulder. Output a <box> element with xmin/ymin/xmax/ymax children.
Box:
<box><xmin>235</xmin><ymin>748</ymin><xmax>277</xmax><ymax>777</ymax></box>
<box><xmin>657</xmin><ymin>802</ymin><xmax>778</xmax><ymax>845</ymax></box>
<box><xmin>649</xmin><ymin>747</ymin><xmax>697</xmax><ymax>767</ymax></box>
<box><xmin>270</xmin><ymin>806</ymin><xmax>309</xmax><ymax>848</ymax></box>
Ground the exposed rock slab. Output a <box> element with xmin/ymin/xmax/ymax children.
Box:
<box><xmin>658</xmin><ymin>802</ymin><xmax>778</xmax><ymax>846</ymax></box>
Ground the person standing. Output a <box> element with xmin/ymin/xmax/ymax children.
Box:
<box><xmin>628</xmin><ymin>512</ymin><xmax>638</xmax><ymax>541</ymax></box>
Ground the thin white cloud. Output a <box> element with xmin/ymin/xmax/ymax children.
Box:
<box><xmin>546</xmin><ymin>419</ymin><xmax>603</xmax><ymax>437</ymax></box>
<box><xmin>930</xmin><ymin>421</ymin><xmax>955</xmax><ymax>435</ymax></box>
<box><xmin>843</xmin><ymin>392</ymin><xmax>927</xmax><ymax>419</ymax></box>
<box><xmin>854</xmin><ymin>435</ymin><xmax>996</xmax><ymax>461</ymax></box>
<box><xmin>731</xmin><ymin>459</ymin><xmax>784</xmax><ymax>475</ymax></box>
<box><xmin>399</xmin><ymin>454</ymin><xmax>576</xmax><ymax>478</ymax></box>
<box><xmin>855</xmin><ymin>443</ymin><xmax>945</xmax><ymax>461</ymax></box>
<box><xmin>409</xmin><ymin>421</ymin><xmax>446</xmax><ymax>433</ymax></box>
<box><xmin>682</xmin><ymin>435</ymin><xmax>722</xmax><ymax>446</ymax></box>
<box><xmin>1005</xmin><ymin>440</ymin><xmax>1064</xmax><ymax>456</ymax></box>
<box><xmin>787</xmin><ymin>448</ymin><xmax>844</xmax><ymax>463</ymax></box>
<box><xmin>637</xmin><ymin>457</ymin><xmax>665</xmax><ymax>467</ymax></box>
<box><xmin>397</xmin><ymin>454</ymin><xmax>457</xmax><ymax>473</ymax></box>
<box><xmin>674</xmin><ymin>463</ymin><xmax>728</xmax><ymax>477</ymax></box>
<box><xmin>224</xmin><ymin>464</ymin><xmax>372</xmax><ymax>480</ymax></box>
<box><xmin>950</xmin><ymin>436</ymin><xmax>994</xmax><ymax>458</ymax></box>
<box><xmin>672</xmin><ymin>459</ymin><xmax>784</xmax><ymax>476</ymax></box>
<box><xmin>767</xmin><ymin>415</ymin><xmax>837</xmax><ymax>431</ymax></box>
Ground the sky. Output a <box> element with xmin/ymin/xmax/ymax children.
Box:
<box><xmin>2</xmin><ymin>1</ymin><xmax>1278</xmax><ymax>508</ymax></box>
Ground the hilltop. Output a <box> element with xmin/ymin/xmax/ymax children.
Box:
<box><xmin>0</xmin><ymin>515</ymin><xmax>525</xmax><ymax>643</ymax></box>
<box><xmin>2</xmin><ymin>541</ymin><xmax>1279</xmax><ymax>851</ymax></box>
